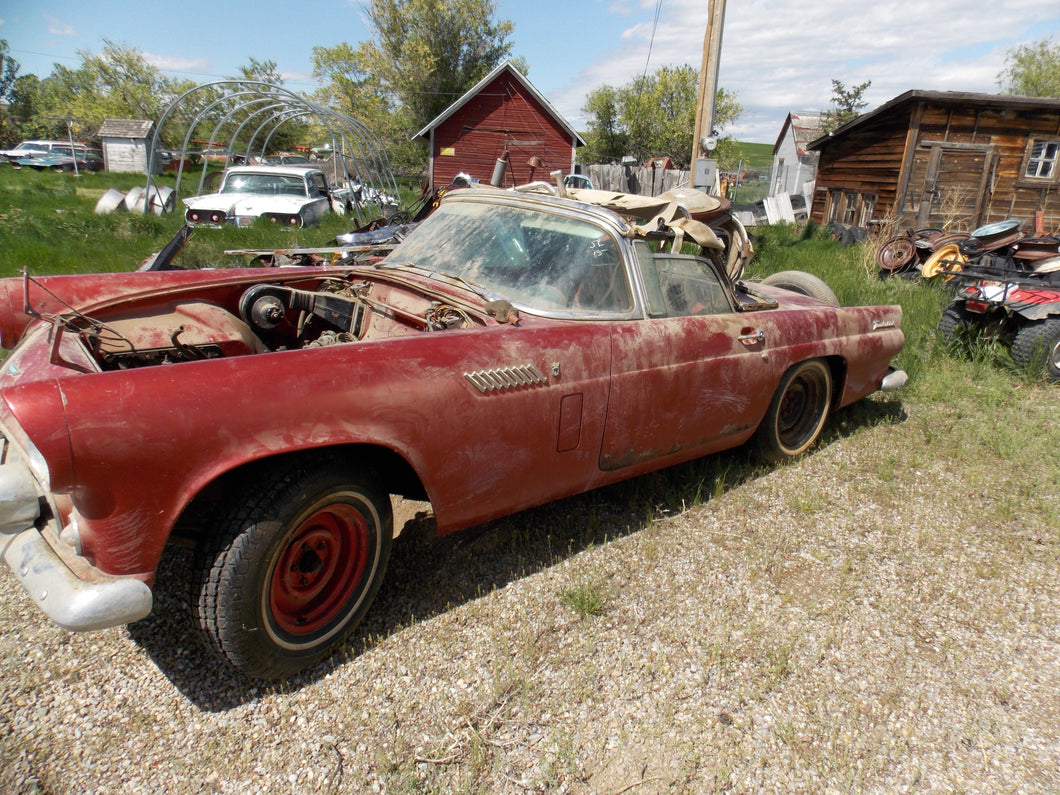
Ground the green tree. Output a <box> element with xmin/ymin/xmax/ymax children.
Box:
<box><xmin>37</xmin><ymin>40</ymin><xmax>195</xmax><ymax>140</ymax></box>
<box><xmin>233</xmin><ymin>57</ymin><xmax>285</xmax><ymax>86</ymax></box>
<box><xmin>0</xmin><ymin>40</ymin><xmax>23</xmax><ymax>145</ymax></box>
<box><xmin>6</xmin><ymin>75</ymin><xmax>47</xmax><ymax>136</ymax></box>
<box><xmin>355</xmin><ymin>0</ymin><xmax>520</xmax><ymax>130</ymax></box>
<box><xmin>579</xmin><ymin>84</ymin><xmax>627</xmax><ymax>166</ymax></box>
<box><xmin>998</xmin><ymin>38</ymin><xmax>1060</xmax><ymax>97</ymax></box>
<box><xmin>312</xmin><ymin>42</ymin><xmax>393</xmax><ymax>130</ymax></box>
<box><xmin>311</xmin><ymin>42</ymin><xmax>421</xmax><ymax>174</ymax></box>
<box><xmin>313</xmin><ymin>0</ymin><xmax>521</xmax><ymax>174</ymax></box>
<box><xmin>579</xmin><ymin>66</ymin><xmax>743</xmax><ymax>170</ymax></box>
<box><xmin>0</xmin><ymin>40</ymin><xmax>19</xmax><ymax>102</ymax></box>
<box><xmin>820</xmin><ymin>79</ymin><xmax>871</xmax><ymax>133</ymax></box>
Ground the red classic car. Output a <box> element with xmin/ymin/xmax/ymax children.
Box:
<box><xmin>0</xmin><ymin>187</ymin><xmax>906</xmax><ymax>679</ymax></box>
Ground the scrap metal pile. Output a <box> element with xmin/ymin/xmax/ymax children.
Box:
<box><xmin>875</xmin><ymin>221</ymin><xmax>1060</xmax><ymax>282</ymax></box>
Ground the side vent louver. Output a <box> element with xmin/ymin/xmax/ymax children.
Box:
<box><xmin>464</xmin><ymin>364</ymin><xmax>548</xmax><ymax>393</ymax></box>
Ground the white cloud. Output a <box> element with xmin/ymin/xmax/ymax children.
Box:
<box><xmin>279</xmin><ymin>69</ymin><xmax>316</xmax><ymax>86</ymax></box>
<box><xmin>551</xmin><ymin>0</ymin><xmax>1060</xmax><ymax>141</ymax></box>
<box><xmin>143</xmin><ymin>53</ymin><xmax>211</xmax><ymax>75</ymax></box>
<box><xmin>43</xmin><ymin>15</ymin><xmax>75</xmax><ymax>36</ymax></box>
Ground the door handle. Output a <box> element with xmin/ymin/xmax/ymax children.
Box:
<box><xmin>738</xmin><ymin>328</ymin><xmax>765</xmax><ymax>346</ymax></box>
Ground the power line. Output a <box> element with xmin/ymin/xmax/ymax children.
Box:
<box><xmin>643</xmin><ymin>0</ymin><xmax>664</xmax><ymax>78</ymax></box>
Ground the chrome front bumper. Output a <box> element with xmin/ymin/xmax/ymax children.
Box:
<box><xmin>0</xmin><ymin>459</ymin><xmax>152</xmax><ymax>632</ymax></box>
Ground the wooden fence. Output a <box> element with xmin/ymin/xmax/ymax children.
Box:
<box><xmin>583</xmin><ymin>163</ymin><xmax>691</xmax><ymax>196</ymax></box>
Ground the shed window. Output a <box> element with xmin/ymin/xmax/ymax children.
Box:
<box><xmin>1024</xmin><ymin>138</ymin><xmax>1059</xmax><ymax>180</ymax></box>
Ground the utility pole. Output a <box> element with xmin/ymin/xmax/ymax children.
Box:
<box><xmin>691</xmin><ymin>0</ymin><xmax>726</xmax><ymax>194</ymax></box>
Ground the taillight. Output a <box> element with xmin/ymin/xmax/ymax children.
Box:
<box><xmin>186</xmin><ymin>210</ymin><xmax>201</xmax><ymax>223</ymax></box>
<box><xmin>208</xmin><ymin>211</ymin><xmax>226</xmax><ymax>224</ymax></box>
<box><xmin>965</xmin><ymin>301</ymin><xmax>989</xmax><ymax>313</ymax></box>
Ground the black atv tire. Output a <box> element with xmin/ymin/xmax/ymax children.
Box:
<box><xmin>1010</xmin><ymin>317</ymin><xmax>1060</xmax><ymax>383</ymax></box>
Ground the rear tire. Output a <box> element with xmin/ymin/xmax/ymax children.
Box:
<box><xmin>755</xmin><ymin>360</ymin><xmax>833</xmax><ymax>461</ymax></box>
<box><xmin>1011</xmin><ymin>317</ymin><xmax>1060</xmax><ymax>382</ymax></box>
<box><xmin>761</xmin><ymin>270</ymin><xmax>840</xmax><ymax>307</ymax></box>
<box><xmin>192</xmin><ymin>458</ymin><xmax>393</xmax><ymax>680</ymax></box>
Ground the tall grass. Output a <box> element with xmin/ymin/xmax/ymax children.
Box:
<box><xmin>0</xmin><ymin>167</ymin><xmax>418</xmax><ymax>277</ymax></box>
<box><xmin>746</xmin><ymin>223</ymin><xmax>963</xmax><ymax>386</ymax></box>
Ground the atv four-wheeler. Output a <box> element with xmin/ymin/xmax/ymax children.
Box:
<box><xmin>936</xmin><ymin>220</ymin><xmax>1060</xmax><ymax>382</ymax></box>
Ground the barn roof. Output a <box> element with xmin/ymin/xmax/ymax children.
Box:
<box><xmin>413</xmin><ymin>61</ymin><xmax>585</xmax><ymax>146</ymax></box>
<box><xmin>807</xmin><ymin>90</ymin><xmax>1060</xmax><ymax>151</ymax></box>
<box><xmin>98</xmin><ymin>119</ymin><xmax>156</xmax><ymax>138</ymax></box>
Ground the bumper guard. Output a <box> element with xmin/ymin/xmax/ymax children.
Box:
<box><xmin>0</xmin><ymin>460</ymin><xmax>152</xmax><ymax>632</ymax></box>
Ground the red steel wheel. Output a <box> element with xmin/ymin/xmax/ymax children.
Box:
<box><xmin>267</xmin><ymin>500</ymin><xmax>371</xmax><ymax>636</ymax></box>
<box><xmin>193</xmin><ymin>459</ymin><xmax>393</xmax><ymax>680</ymax></box>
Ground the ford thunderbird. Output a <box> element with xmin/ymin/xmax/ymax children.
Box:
<box><xmin>0</xmin><ymin>186</ymin><xmax>906</xmax><ymax>679</ymax></box>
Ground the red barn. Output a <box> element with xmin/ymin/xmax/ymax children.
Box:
<box><xmin>414</xmin><ymin>61</ymin><xmax>585</xmax><ymax>191</ymax></box>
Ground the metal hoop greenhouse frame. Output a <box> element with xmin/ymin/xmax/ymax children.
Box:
<box><xmin>143</xmin><ymin>80</ymin><xmax>400</xmax><ymax>226</ymax></box>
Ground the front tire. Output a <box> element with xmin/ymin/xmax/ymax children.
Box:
<box><xmin>192</xmin><ymin>459</ymin><xmax>393</xmax><ymax>680</ymax></box>
<box><xmin>755</xmin><ymin>360</ymin><xmax>833</xmax><ymax>461</ymax></box>
<box><xmin>1010</xmin><ymin>317</ymin><xmax>1060</xmax><ymax>382</ymax></box>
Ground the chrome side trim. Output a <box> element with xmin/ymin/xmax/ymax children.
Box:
<box><xmin>464</xmin><ymin>364</ymin><xmax>548</xmax><ymax>393</ymax></box>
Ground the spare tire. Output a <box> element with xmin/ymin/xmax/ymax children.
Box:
<box><xmin>761</xmin><ymin>270</ymin><xmax>840</xmax><ymax>307</ymax></box>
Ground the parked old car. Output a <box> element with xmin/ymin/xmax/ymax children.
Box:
<box><xmin>182</xmin><ymin>164</ymin><xmax>348</xmax><ymax>228</ymax></box>
<box><xmin>0</xmin><ymin>186</ymin><xmax>907</xmax><ymax>680</ymax></box>
<box><xmin>17</xmin><ymin>147</ymin><xmax>104</xmax><ymax>173</ymax></box>
<box><xmin>0</xmin><ymin>139</ymin><xmax>89</xmax><ymax>165</ymax></box>
<box><xmin>257</xmin><ymin>153</ymin><xmax>312</xmax><ymax>166</ymax></box>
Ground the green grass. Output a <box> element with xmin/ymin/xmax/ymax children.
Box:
<box><xmin>0</xmin><ymin>167</ymin><xmax>419</xmax><ymax>277</ymax></box>
<box><xmin>728</xmin><ymin>141</ymin><xmax>773</xmax><ymax>204</ymax></box>
<box><xmin>730</xmin><ymin>141</ymin><xmax>773</xmax><ymax>174</ymax></box>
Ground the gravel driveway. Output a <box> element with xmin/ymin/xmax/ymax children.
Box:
<box><xmin>1</xmin><ymin>393</ymin><xmax>1057</xmax><ymax>793</ymax></box>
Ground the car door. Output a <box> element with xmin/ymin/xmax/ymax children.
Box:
<box><xmin>599</xmin><ymin>248</ymin><xmax>777</xmax><ymax>472</ymax></box>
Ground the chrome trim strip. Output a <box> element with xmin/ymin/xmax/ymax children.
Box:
<box><xmin>464</xmin><ymin>364</ymin><xmax>548</xmax><ymax>393</ymax></box>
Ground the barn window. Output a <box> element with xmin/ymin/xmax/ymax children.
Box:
<box><xmin>1023</xmin><ymin>138</ymin><xmax>1059</xmax><ymax>181</ymax></box>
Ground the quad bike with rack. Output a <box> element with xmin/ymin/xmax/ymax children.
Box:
<box><xmin>936</xmin><ymin>221</ymin><xmax>1060</xmax><ymax>382</ymax></box>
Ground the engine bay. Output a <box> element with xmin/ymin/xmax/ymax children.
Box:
<box><xmin>75</xmin><ymin>276</ymin><xmax>487</xmax><ymax>371</ymax></box>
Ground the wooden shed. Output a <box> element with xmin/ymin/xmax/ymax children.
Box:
<box><xmin>806</xmin><ymin>90</ymin><xmax>1060</xmax><ymax>233</ymax></box>
<box><xmin>98</xmin><ymin>119</ymin><xmax>158</xmax><ymax>174</ymax></box>
<box><xmin>770</xmin><ymin>112</ymin><xmax>822</xmax><ymax>198</ymax></box>
<box><xmin>414</xmin><ymin>61</ymin><xmax>585</xmax><ymax>191</ymax></box>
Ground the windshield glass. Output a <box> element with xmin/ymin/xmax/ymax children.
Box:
<box><xmin>381</xmin><ymin>199</ymin><xmax>633</xmax><ymax>313</ymax></box>
<box><xmin>221</xmin><ymin>173</ymin><xmax>308</xmax><ymax>196</ymax></box>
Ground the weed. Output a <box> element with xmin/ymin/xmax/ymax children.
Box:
<box><xmin>559</xmin><ymin>578</ymin><xmax>606</xmax><ymax>619</ymax></box>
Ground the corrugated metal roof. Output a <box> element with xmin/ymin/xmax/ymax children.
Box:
<box><xmin>773</xmin><ymin>112</ymin><xmax>823</xmax><ymax>156</ymax></box>
<box><xmin>98</xmin><ymin>119</ymin><xmax>156</xmax><ymax>138</ymax></box>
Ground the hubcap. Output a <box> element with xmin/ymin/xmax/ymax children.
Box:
<box><xmin>269</xmin><ymin>501</ymin><xmax>370</xmax><ymax>636</ymax></box>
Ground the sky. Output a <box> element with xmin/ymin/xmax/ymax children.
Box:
<box><xmin>3</xmin><ymin>0</ymin><xmax>1060</xmax><ymax>145</ymax></box>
